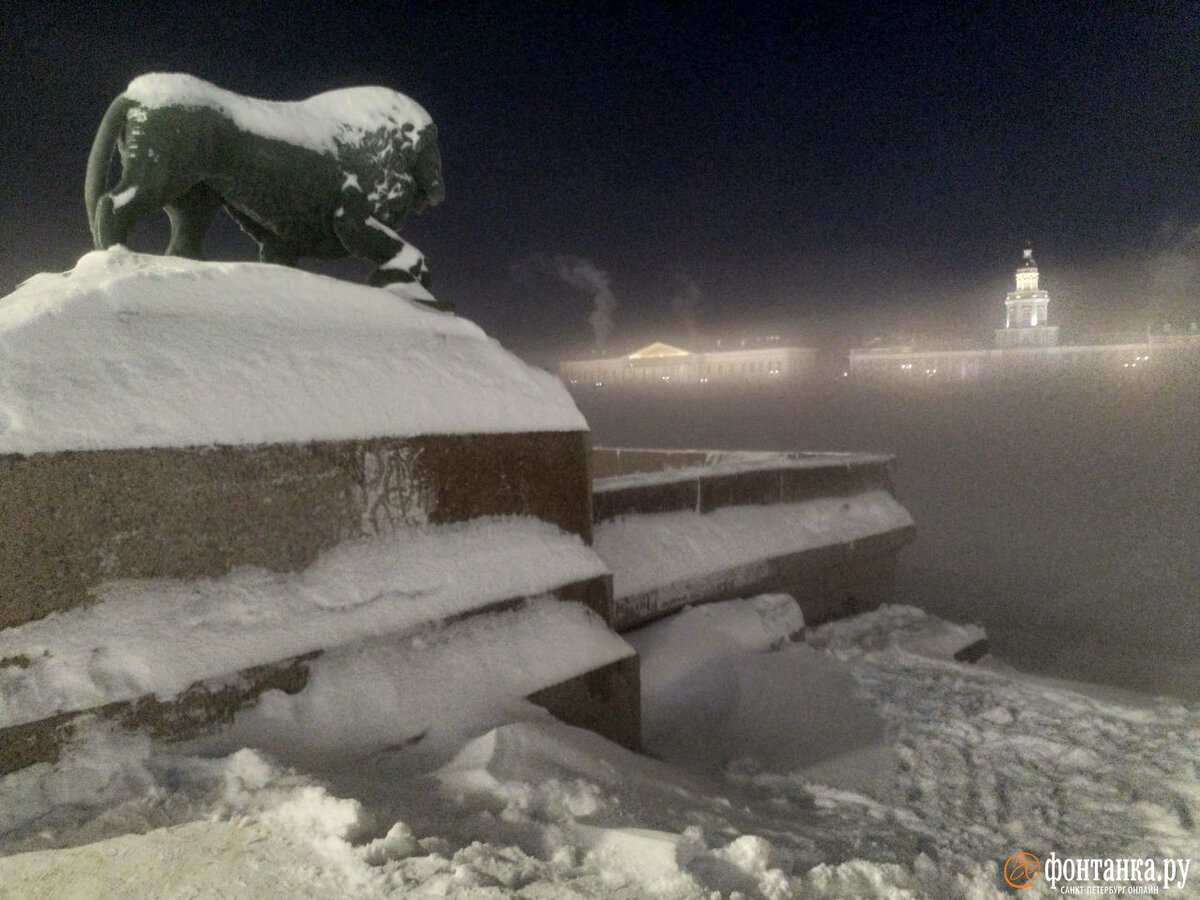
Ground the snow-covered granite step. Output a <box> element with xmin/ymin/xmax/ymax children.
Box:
<box><xmin>174</xmin><ymin>597</ymin><xmax>635</xmax><ymax>766</ymax></box>
<box><xmin>0</xmin><ymin>519</ymin><xmax>626</xmax><ymax>776</ymax></box>
<box><xmin>0</xmin><ymin>517</ymin><xmax>609</xmax><ymax>732</ymax></box>
<box><xmin>0</xmin><ymin>250</ymin><xmax>595</xmax><ymax>630</ymax></box>
<box><xmin>595</xmin><ymin>491</ymin><xmax>915</xmax><ymax>630</ymax></box>
<box><xmin>0</xmin><ymin>594</ymin><xmax>634</xmax><ymax>776</ymax></box>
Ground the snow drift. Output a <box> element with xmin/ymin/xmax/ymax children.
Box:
<box><xmin>0</xmin><ymin>248</ymin><xmax>585</xmax><ymax>454</ymax></box>
<box><xmin>3</xmin><ymin>605</ymin><xmax>1194</xmax><ymax>899</ymax></box>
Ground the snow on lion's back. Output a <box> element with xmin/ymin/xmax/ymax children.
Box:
<box><xmin>123</xmin><ymin>72</ymin><xmax>434</xmax><ymax>155</ymax></box>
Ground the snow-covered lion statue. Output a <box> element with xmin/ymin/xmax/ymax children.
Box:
<box><xmin>85</xmin><ymin>73</ymin><xmax>445</xmax><ymax>304</ymax></box>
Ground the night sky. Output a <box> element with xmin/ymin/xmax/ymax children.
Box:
<box><xmin>2</xmin><ymin>1</ymin><xmax>1197</xmax><ymax>363</ymax></box>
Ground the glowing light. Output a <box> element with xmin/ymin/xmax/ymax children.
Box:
<box><xmin>628</xmin><ymin>342</ymin><xmax>690</xmax><ymax>360</ymax></box>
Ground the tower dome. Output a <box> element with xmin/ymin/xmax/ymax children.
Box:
<box><xmin>1015</xmin><ymin>243</ymin><xmax>1039</xmax><ymax>291</ymax></box>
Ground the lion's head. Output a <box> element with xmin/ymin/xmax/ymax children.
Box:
<box><xmin>410</xmin><ymin>128</ymin><xmax>445</xmax><ymax>212</ymax></box>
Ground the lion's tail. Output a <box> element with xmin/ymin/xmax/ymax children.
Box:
<box><xmin>84</xmin><ymin>94</ymin><xmax>135</xmax><ymax>248</ymax></box>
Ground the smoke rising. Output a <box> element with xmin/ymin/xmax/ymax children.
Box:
<box><xmin>553</xmin><ymin>255</ymin><xmax>617</xmax><ymax>348</ymax></box>
<box><xmin>511</xmin><ymin>253</ymin><xmax>618</xmax><ymax>348</ymax></box>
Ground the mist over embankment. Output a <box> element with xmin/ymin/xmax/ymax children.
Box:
<box><xmin>574</xmin><ymin>369</ymin><xmax>1200</xmax><ymax>700</ymax></box>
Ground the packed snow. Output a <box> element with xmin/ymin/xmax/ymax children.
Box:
<box><xmin>123</xmin><ymin>73</ymin><xmax>433</xmax><ymax>158</ymax></box>
<box><xmin>625</xmin><ymin>595</ymin><xmax>895</xmax><ymax>793</ymax></box>
<box><xmin>0</xmin><ymin>249</ymin><xmax>585</xmax><ymax>454</ymax></box>
<box><xmin>1</xmin><ymin>601</ymin><xmax>1196</xmax><ymax>899</ymax></box>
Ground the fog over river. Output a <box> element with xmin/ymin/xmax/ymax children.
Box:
<box><xmin>574</xmin><ymin>368</ymin><xmax>1200</xmax><ymax>700</ymax></box>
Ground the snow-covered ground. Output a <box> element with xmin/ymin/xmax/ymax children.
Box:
<box><xmin>2</xmin><ymin>602</ymin><xmax>1195</xmax><ymax>899</ymax></box>
<box><xmin>1</xmin><ymin>254</ymin><xmax>1194</xmax><ymax>896</ymax></box>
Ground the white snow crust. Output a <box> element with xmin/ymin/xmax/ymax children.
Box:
<box><xmin>3</xmin><ymin>604</ymin><xmax>1195</xmax><ymax>899</ymax></box>
<box><xmin>0</xmin><ymin>516</ymin><xmax>609</xmax><ymax>728</ymax></box>
<box><xmin>124</xmin><ymin>73</ymin><xmax>433</xmax><ymax>157</ymax></box>
<box><xmin>0</xmin><ymin>249</ymin><xmax>585</xmax><ymax>453</ymax></box>
<box><xmin>595</xmin><ymin>490</ymin><xmax>914</xmax><ymax>600</ymax></box>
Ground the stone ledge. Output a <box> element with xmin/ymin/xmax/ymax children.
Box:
<box><xmin>0</xmin><ymin>431</ymin><xmax>593</xmax><ymax>630</ymax></box>
<box><xmin>593</xmin><ymin>451</ymin><xmax>898</xmax><ymax>522</ymax></box>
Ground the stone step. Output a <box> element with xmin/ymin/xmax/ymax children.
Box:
<box><xmin>0</xmin><ymin>575</ymin><xmax>627</xmax><ymax>776</ymax></box>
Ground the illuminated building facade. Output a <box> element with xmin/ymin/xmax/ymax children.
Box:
<box><xmin>848</xmin><ymin>246</ymin><xmax>1195</xmax><ymax>380</ymax></box>
<box><xmin>996</xmin><ymin>246</ymin><xmax>1059</xmax><ymax>347</ymax></box>
<box><xmin>561</xmin><ymin>340</ymin><xmax>817</xmax><ymax>388</ymax></box>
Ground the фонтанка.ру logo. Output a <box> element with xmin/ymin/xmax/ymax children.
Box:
<box><xmin>1004</xmin><ymin>851</ymin><xmax>1041</xmax><ymax>889</ymax></box>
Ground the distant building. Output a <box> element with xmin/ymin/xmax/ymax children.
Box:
<box><xmin>848</xmin><ymin>245</ymin><xmax>1197</xmax><ymax>380</ymax></box>
<box><xmin>561</xmin><ymin>339</ymin><xmax>817</xmax><ymax>388</ymax></box>
<box><xmin>995</xmin><ymin>246</ymin><xmax>1059</xmax><ymax>348</ymax></box>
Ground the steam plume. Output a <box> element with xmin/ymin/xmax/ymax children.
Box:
<box><xmin>553</xmin><ymin>255</ymin><xmax>617</xmax><ymax>348</ymax></box>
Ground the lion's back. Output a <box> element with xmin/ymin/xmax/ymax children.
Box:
<box><xmin>124</xmin><ymin>74</ymin><xmax>433</xmax><ymax>159</ymax></box>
